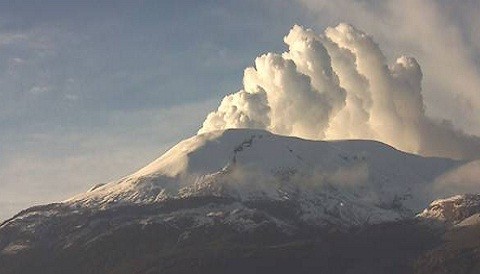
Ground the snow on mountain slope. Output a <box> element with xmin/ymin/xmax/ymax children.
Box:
<box><xmin>2</xmin><ymin>128</ymin><xmax>478</xmax><ymax>268</ymax></box>
<box><xmin>418</xmin><ymin>194</ymin><xmax>480</xmax><ymax>225</ymax></box>
<box><xmin>66</xmin><ymin>128</ymin><xmax>461</xmax><ymax>225</ymax></box>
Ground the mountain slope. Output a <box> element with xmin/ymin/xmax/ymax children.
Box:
<box><xmin>70</xmin><ymin>129</ymin><xmax>459</xmax><ymax>222</ymax></box>
<box><xmin>1</xmin><ymin>128</ymin><xmax>478</xmax><ymax>274</ymax></box>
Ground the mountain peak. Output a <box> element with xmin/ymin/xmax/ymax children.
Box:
<box><xmin>66</xmin><ymin>129</ymin><xmax>459</xmax><ymax>226</ymax></box>
<box><xmin>1</xmin><ymin>129</ymin><xmax>478</xmax><ymax>274</ymax></box>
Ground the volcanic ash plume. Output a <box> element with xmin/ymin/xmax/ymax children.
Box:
<box><xmin>199</xmin><ymin>24</ymin><xmax>480</xmax><ymax>160</ymax></box>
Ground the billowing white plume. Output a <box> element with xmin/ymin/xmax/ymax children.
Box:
<box><xmin>199</xmin><ymin>24</ymin><xmax>480</xmax><ymax>160</ymax></box>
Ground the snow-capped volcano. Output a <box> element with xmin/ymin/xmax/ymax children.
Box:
<box><xmin>2</xmin><ymin>18</ymin><xmax>480</xmax><ymax>272</ymax></box>
<box><xmin>2</xmin><ymin>129</ymin><xmax>479</xmax><ymax>274</ymax></box>
<box><xmin>67</xmin><ymin>128</ymin><xmax>459</xmax><ymax>225</ymax></box>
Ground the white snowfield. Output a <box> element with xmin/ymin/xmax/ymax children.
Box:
<box><xmin>66</xmin><ymin>128</ymin><xmax>471</xmax><ymax>226</ymax></box>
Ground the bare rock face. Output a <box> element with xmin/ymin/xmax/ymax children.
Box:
<box><xmin>418</xmin><ymin>194</ymin><xmax>480</xmax><ymax>225</ymax></box>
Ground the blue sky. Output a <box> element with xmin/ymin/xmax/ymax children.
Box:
<box><xmin>1</xmin><ymin>0</ymin><xmax>479</xmax><ymax>220</ymax></box>
<box><xmin>0</xmin><ymin>1</ymin><xmax>314</xmax><ymax>219</ymax></box>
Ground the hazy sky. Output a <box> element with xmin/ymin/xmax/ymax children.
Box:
<box><xmin>1</xmin><ymin>0</ymin><xmax>479</xmax><ymax>220</ymax></box>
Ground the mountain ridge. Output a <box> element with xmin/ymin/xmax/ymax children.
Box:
<box><xmin>67</xmin><ymin>128</ymin><xmax>460</xmax><ymax>216</ymax></box>
<box><xmin>1</xmin><ymin>128</ymin><xmax>479</xmax><ymax>274</ymax></box>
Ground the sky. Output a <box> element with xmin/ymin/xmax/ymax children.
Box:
<box><xmin>1</xmin><ymin>0</ymin><xmax>479</xmax><ymax>220</ymax></box>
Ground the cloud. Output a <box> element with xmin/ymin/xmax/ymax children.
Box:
<box><xmin>200</xmin><ymin>89</ymin><xmax>270</xmax><ymax>132</ymax></box>
<box><xmin>0</xmin><ymin>33</ymin><xmax>28</xmax><ymax>46</ymax></box>
<box><xmin>431</xmin><ymin>160</ymin><xmax>480</xmax><ymax>199</ymax></box>
<box><xmin>29</xmin><ymin>85</ymin><xmax>49</xmax><ymax>94</ymax></box>
<box><xmin>199</xmin><ymin>24</ymin><xmax>480</xmax><ymax>160</ymax></box>
<box><xmin>0</xmin><ymin>1</ymin><xmax>311</xmax><ymax>219</ymax></box>
<box><xmin>298</xmin><ymin>0</ymin><xmax>480</xmax><ymax>135</ymax></box>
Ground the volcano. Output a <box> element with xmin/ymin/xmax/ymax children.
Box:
<box><xmin>1</xmin><ymin>129</ymin><xmax>480</xmax><ymax>274</ymax></box>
